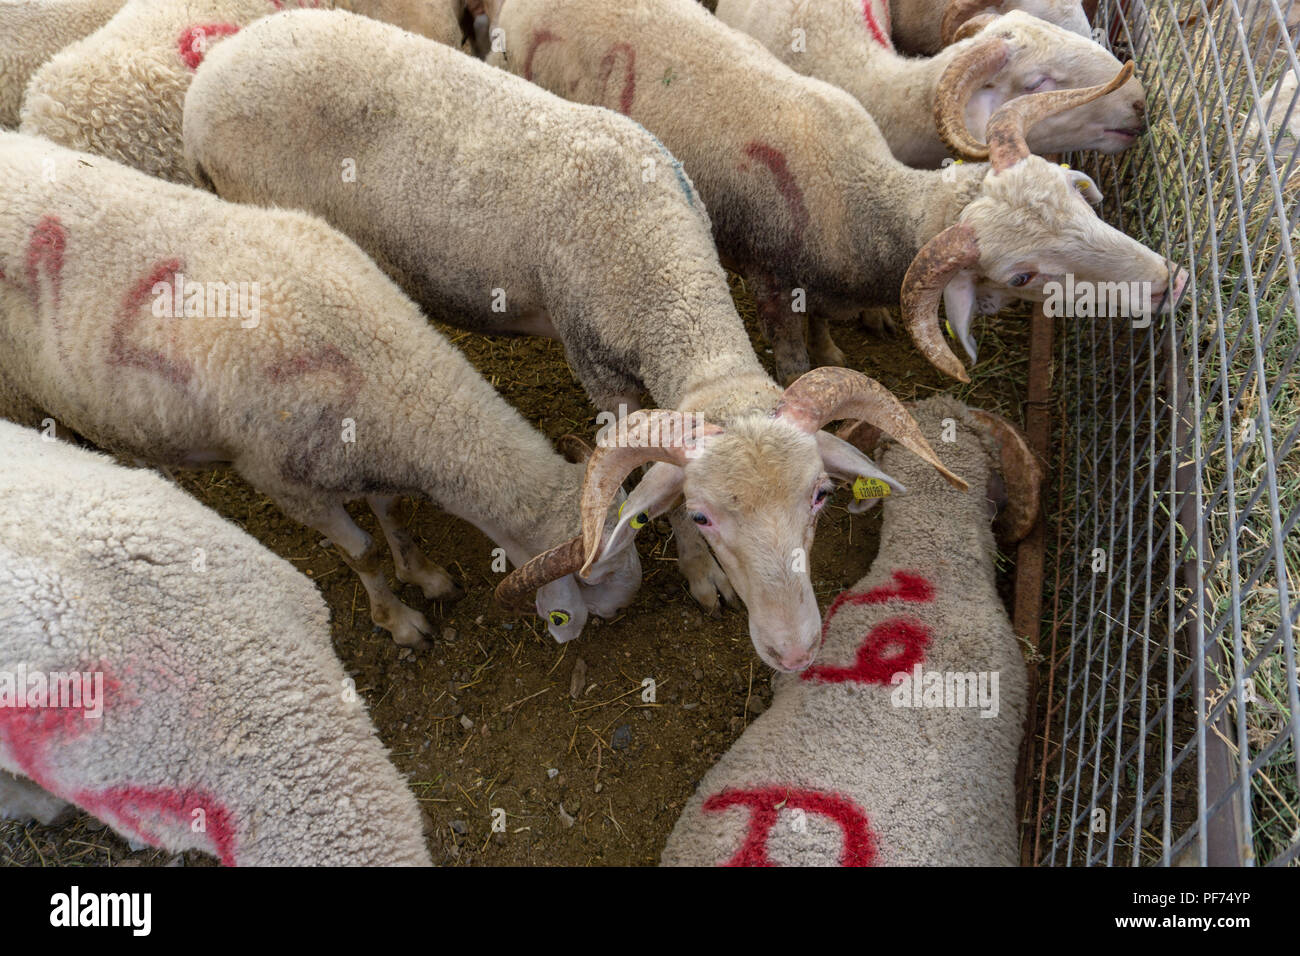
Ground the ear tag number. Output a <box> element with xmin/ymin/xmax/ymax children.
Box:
<box><xmin>852</xmin><ymin>476</ymin><xmax>892</xmax><ymax>500</ymax></box>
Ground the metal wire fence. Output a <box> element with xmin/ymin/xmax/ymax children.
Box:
<box><xmin>1029</xmin><ymin>0</ymin><xmax>1300</xmax><ymax>865</ymax></box>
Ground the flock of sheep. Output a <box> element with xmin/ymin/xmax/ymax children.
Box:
<box><xmin>0</xmin><ymin>0</ymin><xmax>1180</xmax><ymax>866</ymax></box>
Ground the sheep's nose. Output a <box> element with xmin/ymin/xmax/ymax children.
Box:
<box><xmin>777</xmin><ymin>648</ymin><xmax>815</xmax><ymax>672</ymax></box>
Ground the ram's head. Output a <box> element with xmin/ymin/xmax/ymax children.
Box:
<box><xmin>904</xmin><ymin>63</ymin><xmax>1187</xmax><ymax>381</ymax></box>
<box><xmin>940</xmin><ymin>0</ymin><xmax>1092</xmax><ymax>47</ymax></box>
<box><xmin>497</xmin><ymin>369</ymin><xmax>966</xmax><ymax>673</ymax></box>
<box><xmin>935</xmin><ymin>10</ymin><xmax>1146</xmax><ymax>159</ymax></box>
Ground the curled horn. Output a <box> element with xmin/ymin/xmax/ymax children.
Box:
<box><xmin>578</xmin><ymin>410</ymin><xmax>723</xmax><ymax>578</ymax></box>
<box><xmin>986</xmin><ymin>60</ymin><xmax>1136</xmax><ymax>172</ymax></box>
<box><xmin>952</xmin><ymin>12</ymin><xmax>997</xmax><ymax>42</ymax></box>
<box><xmin>934</xmin><ymin>35</ymin><xmax>1011</xmax><ymax>160</ymax></box>
<box><xmin>969</xmin><ymin>409</ymin><xmax>1043</xmax><ymax>544</ymax></box>
<box><xmin>900</xmin><ymin>222</ymin><xmax>982</xmax><ymax>382</ymax></box>
<box><xmin>558</xmin><ymin>433</ymin><xmax>594</xmax><ymax>464</ymax></box>
<box><xmin>774</xmin><ymin>368</ymin><xmax>968</xmax><ymax>491</ymax></box>
<box><xmin>941</xmin><ymin>0</ymin><xmax>999</xmax><ymax>46</ymax></box>
<box><xmin>494</xmin><ymin>537</ymin><xmax>585</xmax><ymax>613</ymax></box>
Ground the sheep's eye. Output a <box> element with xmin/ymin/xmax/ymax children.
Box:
<box><xmin>629</xmin><ymin>511</ymin><xmax>649</xmax><ymax>529</ymax></box>
<box><xmin>814</xmin><ymin>487</ymin><xmax>832</xmax><ymax>506</ymax></box>
<box><xmin>1008</xmin><ymin>272</ymin><xmax>1035</xmax><ymax>287</ymax></box>
<box><xmin>549</xmin><ymin>610</ymin><xmax>571</xmax><ymax>626</ymax></box>
<box><xmin>1024</xmin><ymin>76</ymin><xmax>1048</xmax><ymax>92</ymax></box>
<box><xmin>690</xmin><ymin>511</ymin><xmax>710</xmax><ymax>526</ymax></box>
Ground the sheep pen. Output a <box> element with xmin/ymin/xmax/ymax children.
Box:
<box><xmin>3</xmin><ymin>0</ymin><xmax>1297</xmax><ymax>869</ymax></box>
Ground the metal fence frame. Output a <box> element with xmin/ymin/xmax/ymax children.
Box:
<box><xmin>1029</xmin><ymin>0</ymin><xmax>1300</xmax><ymax>866</ymax></box>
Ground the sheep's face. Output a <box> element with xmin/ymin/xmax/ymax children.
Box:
<box><xmin>676</xmin><ymin>417</ymin><xmax>838</xmax><ymax>673</ymax></box>
<box><xmin>1001</xmin><ymin>0</ymin><xmax>1091</xmax><ymax>38</ymax></box>
<box><xmin>948</xmin><ymin>157</ymin><xmax>1184</xmax><ymax>361</ymax></box>
<box><xmin>965</xmin><ymin>13</ymin><xmax>1147</xmax><ymax>155</ymax></box>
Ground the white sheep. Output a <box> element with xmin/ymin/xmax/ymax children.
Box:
<box><xmin>713</xmin><ymin>2</ymin><xmax>1146</xmax><ymax>168</ymax></box>
<box><xmin>485</xmin><ymin>0</ymin><xmax>1182</xmax><ymax>385</ymax></box>
<box><xmin>0</xmin><ymin>0</ymin><xmax>124</xmax><ymax>128</ymax></box>
<box><xmin>890</xmin><ymin>0</ymin><xmax>1091</xmax><ymax>56</ymax></box>
<box><xmin>0</xmin><ymin>419</ymin><xmax>431</xmax><ymax>865</ymax></box>
<box><xmin>660</xmin><ymin>396</ymin><xmax>1041</xmax><ymax>866</ymax></box>
<box><xmin>0</xmin><ymin>129</ymin><xmax>641</xmax><ymax>648</ymax></box>
<box><xmin>181</xmin><ymin>8</ymin><xmax>964</xmax><ymax>674</ymax></box>
<box><xmin>19</xmin><ymin>0</ymin><xmax>470</xmax><ymax>185</ymax></box>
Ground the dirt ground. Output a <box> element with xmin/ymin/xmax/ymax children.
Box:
<box><xmin>0</xmin><ymin>279</ymin><xmax>1030</xmax><ymax>867</ymax></box>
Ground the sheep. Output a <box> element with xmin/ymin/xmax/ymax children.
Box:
<box><xmin>0</xmin><ymin>0</ymin><xmax>125</xmax><ymax>128</ymax></box>
<box><xmin>18</xmin><ymin>0</ymin><xmax>470</xmax><ymax>185</ymax></box>
<box><xmin>890</xmin><ymin>0</ymin><xmax>1092</xmax><ymax>57</ymax></box>
<box><xmin>0</xmin><ymin>419</ymin><xmax>432</xmax><ymax>865</ymax></box>
<box><xmin>712</xmin><ymin>3</ymin><xmax>1146</xmax><ymax>169</ymax></box>
<box><xmin>0</xmin><ymin>129</ymin><xmax>642</xmax><ymax>649</ymax></box>
<box><xmin>180</xmin><ymin>9</ymin><xmax>963</xmax><ymax>673</ymax></box>
<box><xmin>483</xmin><ymin>0</ymin><xmax>1184</xmax><ymax>385</ymax></box>
<box><xmin>660</xmin><ymin>396</ymin><xmax>1042</xmax><ymax>866</ymax></box>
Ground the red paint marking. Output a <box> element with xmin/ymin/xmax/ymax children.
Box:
<box><xmin>597</xmin><ymin>42</ymin><xmax>636</xmax><ymax>115</ymax></box>
<box><xmin>265</xmin><ymin>344</ymin><xmax>360</xmax><ymax>390</ymax></box>
<box><xmin>803</xmin><ymin>616</ymin><xmax>930</xmax><ymax>684</ymax></box>
<box><xmin>862</xmin><ymin>0</ymin><xmax>893</xmax><ymax>49</ymax></box>
<box><xmin>821</xmin><ymin>569</ymin><xmax>934</xmax><ymax>627</ymax></box>
<box><xmin>523</xmin><ymin>28</ymin><xmax>561</xmax><ymax>82</ymax></box>
<box><xmin>803</xmin><ymin>571</ymin><xmax>934</xmax><ymax>685</ymax></box>
<box><xmin>24</xmin><ymin>215</ymin><xmax>65</xmax><ymax>315</ymax></box>
<box><xmin>75</xmin><ymin>785</ymin><xmax>237</xmax><ymax>866</ymax></box>
<box><xmin>702</xmin><ymin>786</ymin><xmax>877</xmax><ymax>866</ymax></box>
<box><xmin>178</xmin><ymin>23</ymin><xmax>241</xmax><ymax>70</ymax></box>
<box><xmin>0</xmin><ymin>666</ymin><xmax>240</xmax><ymax>865</ymax></box>
<box><xmin>108</xmin><ymin>259</ymin><xmax>193</xmax><ymax>388</ymax></box>
<box><xmin>743</xmin><ymin>141</ymin><xmax>810</xmax><ymax>254</ymax></box>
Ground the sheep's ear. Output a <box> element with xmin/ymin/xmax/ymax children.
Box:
<box><xmin>584</xmin><ymin>462</ymin><xmax>684</xmax><ymax>577</ymax></box>
<box><xmin>815</xmin><ymin>432</ymin><xmax>906</xmax><ymax>491</ymax></box>
<box><xmin>965</xmin><ymin>86</ymin><xmax>1006</xmax><ymax>144</ymax></box>
<box><xmin>943</xmin><ymin>271</ymin><xmax>980</xmax><ymax>365</ymax></box>
<box><xmin>1065</xmin><ymin>168</ymin><xmax>1103</xmax><ymax>205</ymax></box>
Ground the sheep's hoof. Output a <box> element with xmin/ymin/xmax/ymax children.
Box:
<box><xmin>385</xmin><ymin>605</ymin><xmax>435</xmax><ymax>651</ymax></box>
<box><xmin>859</xmin><ymin>306</ymin><xmax>897</xmax><ymax>335</ymax></box>
<box><xmin>809</xmin><ymin>342</ymin><xmax>847</xmax><ymax>368</ymax></box>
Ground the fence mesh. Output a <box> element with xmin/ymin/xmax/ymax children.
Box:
<box><xmin>1030</xmin><ymin>0</ymin><xmax>1300</xmax><ymax>865</ymax></box>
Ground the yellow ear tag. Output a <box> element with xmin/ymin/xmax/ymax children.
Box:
<box><xmin>945</xmin><ymin>320</ymin><xmax>955</xmax><ymax>338</ymax></box>
<box><xmin>549</xmin><ymin>610</ymin><xmax>571</xmax><ymax>626</ymax></box>
<box><xmin>852</xmin><ymin>476</ymin><xmax>892</xmax><ymax>500</ymax></box>
<box><xmin>630</xmin><ymin>511</ymin><xmax>649</xmax><ymax>529</ymax></box>
<box><xmin>1059</xmin><ymin>162</ymin><xmax>1071</xmax><ymax>170</ymax></box>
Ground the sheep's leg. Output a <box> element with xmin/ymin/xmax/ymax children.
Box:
<box><xmin>754</xmin><ymin>280</ymin><xmax>810</xmax><ymax>386</ymax></box>
<box><xmin>367</xmin><ymin>495</ymin><xmax>463</xmax><ymax>601</ymax></box>
<box><xmin>0</xmin><ymin>770</ymin><xmax>71</xmax><ymax>825</ymax></box>
<box><xmin>859</xmin><ymin>305</ymin><xmax>897</xmax><ymax>335</ymax></box>
<box><xmin>807</xmin><ymin>312</ymin><xmax>847</xmax><ymax>368</ymax></box>
<box><xmin>667</xmin><ymin>508</ymin><xmax>737</xmax><ymax>615</ymax></box>
<box><xmin>305</xmin><ymin>504</ymin><xmax>434</xmax><ymax>650</ymax></box>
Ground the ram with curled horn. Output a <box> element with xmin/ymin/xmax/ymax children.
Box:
<box><xmin>901</xmin><ymin>61</ymin><xmax>1184</xmax><ymax>382</ymax></box>
<box><xmin>498</xmin><ymin>369</ymin><xmax>963</xmax><ymax>674</ymax></box>
<box><xmin>484</xmin><ymin>0</ymin><xmax>1183</xmax><ymax>386</ymax></box>
<box><xmin>886</xmin><ymin>0</ymin><xmax>1092</xmax><ymax>57</ymax></box>
<box><xmin>716</xmin><ymin>2</ymin><xmax>1147</xmax><ymax>170</ymax></box>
